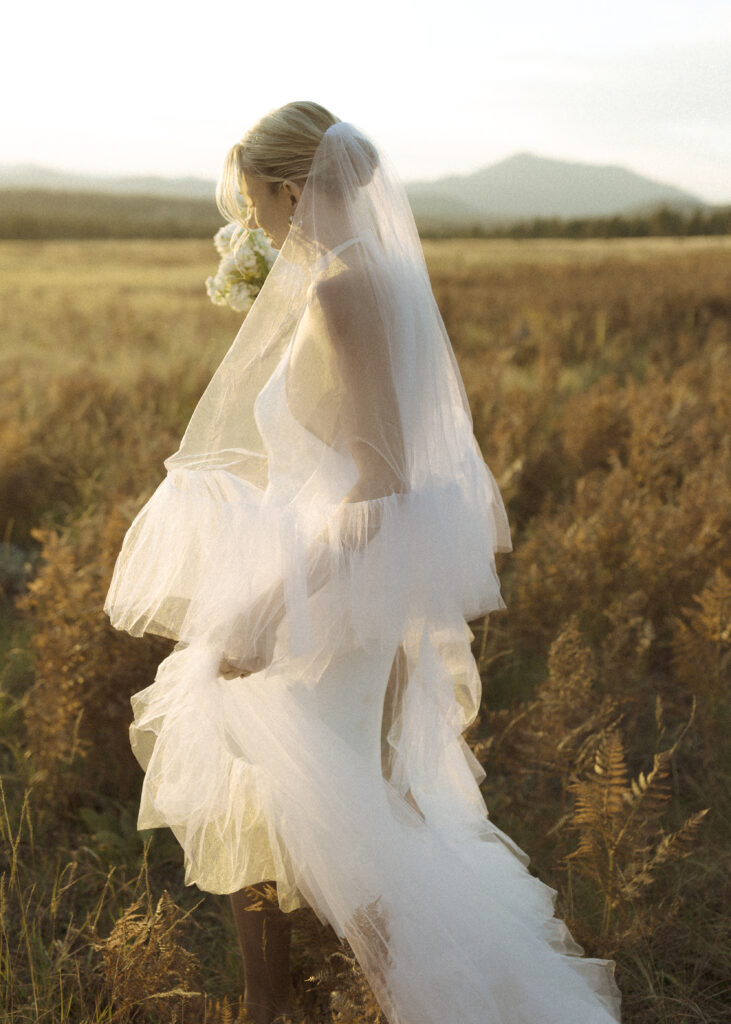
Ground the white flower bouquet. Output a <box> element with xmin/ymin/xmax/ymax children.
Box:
<box><xmin>205</xmin><ymin>223</ymin><xmax>277</xmax><ymax>314</ymax></box>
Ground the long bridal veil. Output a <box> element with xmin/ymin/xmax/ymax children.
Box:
<box><xmin>104</xmin><ymin>121</ymin><xmax>622</xmax><ymax>1023</ymax></box>
<box><xmin>105</xmin><ymin>121</ymin><xmax>511</xmax><ymax>656</ymax></box>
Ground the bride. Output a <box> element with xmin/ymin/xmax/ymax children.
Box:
<box><xmin>105</xmin><ymin>101</ymin><xmax>622</xmax><ymax>1024</ymax></box>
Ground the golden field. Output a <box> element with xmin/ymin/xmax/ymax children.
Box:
<box><xmin>1</xmin><ymin>237</ymin><xmax>729</xmax><ymax>1022</ymax></box>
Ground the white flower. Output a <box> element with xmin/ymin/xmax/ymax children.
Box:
<box><xmin>213</xmin><ymin>221</ymin><xmax>237</xmax><ymax>258</ymax></box>
<box><xmin>227</xmin><ymin>280</ymin><xmax>256</xmax><ymax>313</ymax></box>
<box><xmin>238</xmin><ymin>245</ymin><xmax>258</xmax><ymax>275</ymax></box>
<box><xmin>204</xmin><ymin>274</ymin><xmax>228</xmax><ymax>306</ymax></box>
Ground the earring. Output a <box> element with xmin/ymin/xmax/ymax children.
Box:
<box><xmin>288</xmin><ymin>213</ymin><xmax>294</xmax><ymax>225</ymax></box>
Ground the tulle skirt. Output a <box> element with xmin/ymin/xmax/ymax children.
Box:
<box><xmin>130</xmin><ymin>627</ymin><xmax>622</xmax><ymax>1024</ymax></box>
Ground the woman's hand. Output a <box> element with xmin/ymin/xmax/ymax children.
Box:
<box><xmin>218</xmin><ymin>654</ymin><xmax>266</xmax><ymax>680</ymax></box>
<box><xmin>217</xmin><ymin>619</ymin><xmax>277</xmax><ymax>679</ymax></box>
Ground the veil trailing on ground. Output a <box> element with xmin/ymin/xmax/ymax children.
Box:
<box><xmin>105</xmin><ymin>121</ymin><xmax>512</xmax><ymax>662</ymax></box>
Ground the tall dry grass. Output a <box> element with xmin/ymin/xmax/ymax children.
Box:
<box><xmin>1</xmin><ymin>237</ymin><xmax>729</xmax><ymax>1021</ymax></box>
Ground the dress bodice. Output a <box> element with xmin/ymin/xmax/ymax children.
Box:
<box><xmin>252</xmin><ymin>337</ymin><xmax>353</xmax><ymax>505</ymax></box>
<box><xmin>253</xmin><ymin>237</ymin><xmax>362</xmax><ymax>506</ymax></box>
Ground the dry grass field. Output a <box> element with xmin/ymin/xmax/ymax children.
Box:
<box><xmin>1</xmin><ymin>236</ymin><xmax>729</xmax><ymax>1022</ymax></box>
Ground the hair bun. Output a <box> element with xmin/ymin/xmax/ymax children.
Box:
<box><xmin>323</xmin><ymin>122</ymin><xmax>380</xmax><ymax>189</ymax></box>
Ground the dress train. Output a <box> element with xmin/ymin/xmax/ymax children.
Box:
<box><xmin>130</xmin><ymin>631</ymin><xmax>621</xmax><ymax>1024</ymax></box>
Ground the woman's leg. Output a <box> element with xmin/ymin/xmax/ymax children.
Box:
<box><xmin>229</xmin><ymin>882</ymin><xmax>292</xmax><ymax>1024</ymax></box>
<box><xmin>227</xmin><ymin>642</ymin><xmax>397</xmax><ymax>1021</ymax></box>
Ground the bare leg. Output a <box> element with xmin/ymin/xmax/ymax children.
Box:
<box><xmin>229</xmin><ymin>882</ymin><xmax>293</xmax><ymax>1024</ymax></box>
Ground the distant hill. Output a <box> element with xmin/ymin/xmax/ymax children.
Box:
<box><xmin>0</xmin><ymin>154</ymin><xmax>720</xmax><ymax>239</ymax></box>
<box><xmin>405</xmin><ymin>153</ymin><xmax>706</xmax><ymax>227</ymax></box>
<box><xmin>0</xmin><ymin>153</ymin><xmax>709</xmax><ymax>222</ymax></box>
<box><xmin>0</xmin><ymin>164</ymin><xmax>215</xmax><ymax>200</ymax></box>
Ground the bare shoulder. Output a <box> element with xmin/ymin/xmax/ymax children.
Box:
<box><xmin>315</xmin><ymin>262</ymin><xmax>363</xmax><ymax>306</ymax></box>
<box><xmin>313</xmin><ymin>261</ymin><xmax>379</xmax><ymax>342</ymax></box>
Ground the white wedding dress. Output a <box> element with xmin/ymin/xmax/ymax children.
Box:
<box><xmin>118</xmin><ymin>245</ymin><xmax>621</xmax><ymax>1024</ymax></box>
<box><xmin>107</xmin><ymin>123</ymin><xmax>622</xmax><ymax>1022</ymax></box>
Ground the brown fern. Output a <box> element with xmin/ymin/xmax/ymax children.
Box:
<box><xmin>565</xmin><ymin>705</ymin><xmax>708</xmax><ymax>939</ymax></box>
<box><xmin>91</xmin><ymin>888</ymin><xmax>204</xmax><ymax>1022</ymax></box>
<box><xmin>480</xmin><ymin>616</ymin><xmax>623</xmax><ymax>803</ymax></box>
<box><xmin>671</xmin><ymin>567</ymin><xmax>731</xmax><ymax>719</ymax></box>
<box><xmin>15</xmin><ymin>508</ymin><xmax>171</xmax><ymax>802</ymax></box>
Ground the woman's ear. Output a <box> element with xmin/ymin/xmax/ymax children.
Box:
<box><xmin>281</xmin><ymin>179</ymin><xmax>305</xmax><ymax>206</ymax></box>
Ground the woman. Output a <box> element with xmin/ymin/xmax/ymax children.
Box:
<box><xmin>105</xmin><ymin>102</ymin><xmax>622</xmax><ymax>1024</ymax></box>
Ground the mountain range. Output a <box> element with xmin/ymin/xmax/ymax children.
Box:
<box><xmin>0</xmin><ymin>164</ymin><xmax>216</xmax><ymax>200</ymax></box>
<box><xmin>406</xmin><ymin>153</ymin><xmax>706</xmax><ymax>226</ymax></box>
<box><xmin>0</xmin><ymin>153</ymin><xmax>711</xmax><ymax>226</ymax></box>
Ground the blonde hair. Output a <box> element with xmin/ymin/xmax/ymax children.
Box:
<box><xmin>217</xmin><ymin>101</ymin><xmax>340</xmax><ymax>226</ymax></box>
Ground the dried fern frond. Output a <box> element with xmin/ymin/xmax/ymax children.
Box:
<box><xmin>91</xmin><ymin>889</ymin><xmax>204</xmax><ymax>1022</ymax></box>
<box><xmin>202</xmin><ymin>995</ymin><xmax>257</xmax><ymax>1023</ymax></box>
<box><xmin>601</xmin><ymin>589</ymin><xmax>655</xmax><ymax>687</ymax></box>
<box><xmin>482</xmin><ymin>615</ymin><xmax>623</xmax><ymax>788</ymax></box>
<box><xmin>565</xmin><ymin>705</ymin><xmax>707</xmax><ymax>939</ymax></box>
<box><xmin>327</xmin><ymin>943</ymin><xmax>386</xmax><ymax>1024</ymax></box>
<box><xmin>620</xmin><ymin>808</ymin><xmax>710</xmax><ymax>900</ymax></box>
<box><xmin>672</xmin><ymin>567</ymin><xmax>731</xmax><ymax>713</ymax></box>
<box><xmin>580</xmin><ymin>728</ymin><xmax>628</xmax><ymax>819</ymax></box>
<box><xmin>15</xmin><ymin>509</ymin><xmax>170</xmax><ymax>803</ymax></box>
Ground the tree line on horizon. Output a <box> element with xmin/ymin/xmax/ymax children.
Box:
<box><xmin>0</xmin><ymin>187</ymin><xmax>729</xmax><ymax>240</ymax></box>
<box><xmin>419</xmin><ymin>205</ymin><xmax>731</xmax><ymax>239</ymax></box>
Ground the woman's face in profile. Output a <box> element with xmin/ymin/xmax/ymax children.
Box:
<box><xmin>239</xmin><ymin>170</ymin><xmax>300</xmax><ymax>250</ymax></box>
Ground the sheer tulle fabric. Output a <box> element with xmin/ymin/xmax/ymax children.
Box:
<box><xmin>105</xmin><ymin>122</ymin><xmax>621</xmax><ymax>1022</ymax></box>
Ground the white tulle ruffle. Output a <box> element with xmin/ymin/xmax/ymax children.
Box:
<box><xmin>104</xmin><ymin>457</ymin><xmax>509</xmax><ymax>660</ymax></box>
<box><xmin>129</xmin><ymin>633</ymin><xmax>621</xmax><ymax>1024</ymax></box>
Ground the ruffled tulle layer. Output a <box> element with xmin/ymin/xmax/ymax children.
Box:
<box><xmin>130</xmin><ymin>634</ymin><xmax>621</xmax><ymax>1024</ymax></box>
<box><xmin>104</xmin><ymin>458</ymin><xmax>510</xmax><ymax>659</ymax></box>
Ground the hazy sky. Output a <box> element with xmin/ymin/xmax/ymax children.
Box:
<box><xmin>4</xmin><ymin>0</ymin><xmax>730</xmax><ymax>201</ymax></box>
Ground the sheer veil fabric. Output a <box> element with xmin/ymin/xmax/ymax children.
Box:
<box><xmin>105</xmin><ymin>122</ymin><xmax>622</xmax><ymax>1023</ymax></box>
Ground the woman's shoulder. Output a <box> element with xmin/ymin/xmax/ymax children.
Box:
<box><xmin>311</xmin><ymin>247</ymin><xmax>380</xmax><ymax>334</ymax></box>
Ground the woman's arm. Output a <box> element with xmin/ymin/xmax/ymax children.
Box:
<box><xmin>318</xmin><ymin>266</ymin><xmax>407</xmax><ymax>502</ymax></box>
<box><xmin>219</xmin><ymin>262</ymin><xmax>407</xmax><ymax>678</ymax></box>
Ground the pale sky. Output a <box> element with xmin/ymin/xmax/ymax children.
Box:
<box><xmin>3</xmin><ymin>0</ymin><xmax>730</xmax><ymax>201</ymax></box>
